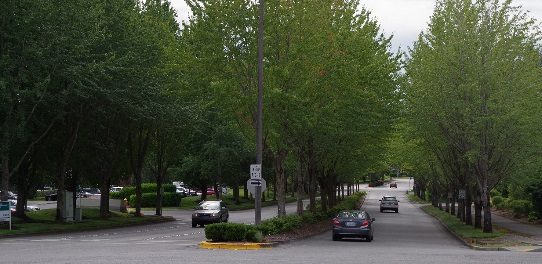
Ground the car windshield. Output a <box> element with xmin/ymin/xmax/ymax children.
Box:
<box><xmin>197</xmin><ymin>202</ymin><xmax>220</xmax><ymax>210</ymax></box>
<box><xmin>337</xmin><ymin>211</ymin><xmax>365</xmax><ymax>219</ymax></box>
<box><xmin>383</xmin><ymin>197</ymin><xmax>397</xmax><ymax>201</ymax></box>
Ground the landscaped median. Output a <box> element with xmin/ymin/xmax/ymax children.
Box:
<box><xmin>199</xmin><ymin>192</ymin><xmax>366</xmax><ymax>250</ymax></box>
<box><xmin>0</xmin><ymin>208</ymin><xmax>174</xmax><ymax>237</ymax></box>
<box><xmin>420</xmin><ymin>205</ymin><xmax>509</xmax><ymax>250</ymax></box>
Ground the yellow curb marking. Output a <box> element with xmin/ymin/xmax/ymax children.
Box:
<box><xmin>199</xmin><ymin>241</ymin><xmax>273</xmax><ymax>250</ymax></box>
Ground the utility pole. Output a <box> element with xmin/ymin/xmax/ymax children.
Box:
<box><xmin>255</xmin><ymin>0</ymin><xmax>265</xmax><ymax>225</ymax></box>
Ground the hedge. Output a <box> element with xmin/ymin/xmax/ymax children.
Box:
<box><xmin>128</xmin><ymin>192</ymin><xmax>181</xmax><ymax>207</ymax></box>
<box><xmin>205</xmin><ymin>223</ymin><xmax>262</xmax><ymax>242</ymax></box>
<box><xmin>204</xmin><ymin>191</ymin><xmax>366</xmax><ymax>242</ymax></box>
<box><xmin>111</xmin><ymin>183</ymin><xmax>176</xmax><ymax>200</ymax></box>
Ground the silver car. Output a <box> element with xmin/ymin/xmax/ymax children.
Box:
<box><xmin>192</xmin><ymin>201</ymin><xmax>229</xmax><ymax>227</ymax></box>
<box><xmin>380</xmin><ymin>196</ymin><xmax>399</xmax><ymax>213</ymax></box>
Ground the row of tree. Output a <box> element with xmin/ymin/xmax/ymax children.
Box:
<box><xmin>395</xmin><ymin>0</ymin><xmax>542</xmax><ymax>232</ymax></box>
<box><xmin>1</xmin><ymin>0</ymin><xmax>400</xmax><ymax>221</ymax></box>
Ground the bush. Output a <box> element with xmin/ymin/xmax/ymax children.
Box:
<box><xmin>116</xmin><ymin>184</ymin><xmax>176</xmax><ymax>200</ymax></box>
<box><xmin>128</xmin><ymin>192</ymin><xmax>181</xmax><ymax>207</ymax></box>
<box><xmin>508</xmin><ymin>199</ymin><xmax>533</xmax><ymax>218</ymax></box>
<box><xmin>528</xmin><ymin>212</ymin><xmax>539</xmax><ymax>222</ymax></box>
<box><xmin>490</xmin><ymin>189</ymin><xmax>501</xmax><ymax>198</ymax></box>
<box><xmin>205</xmin><ymin>223</ymin><xmax>256</xmax><ymax>242</ymax></box>
<box><xmin>492</xmin><ymin>196</ymin><xmax>505</xmax><ymax>210</ymax></box>
<box><xmin>245</xmin><ymin>228</ymin><xmax>263</xmax><ymax>242</ymax></box>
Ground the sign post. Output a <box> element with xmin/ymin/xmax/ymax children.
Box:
<box><xmin>0</xmin><ymin>201</ymin><xmax>11</xmax><ymax>230</ymax></box>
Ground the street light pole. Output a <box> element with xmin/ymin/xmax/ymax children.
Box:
<box><xmin>255</xmin><ymin>0</ymin><xmax>265</xmax><ymax>225</ymax></box>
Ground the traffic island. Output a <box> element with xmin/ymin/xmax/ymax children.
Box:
<box><xmin>199</xmin><ymin>241</ymin><xmax>276</xmax><ymax>250</ymax></box>
<box><xmin>419</xmin><ymin>205</ymin><xmax>542</xmax><ymax>252</ymax></box>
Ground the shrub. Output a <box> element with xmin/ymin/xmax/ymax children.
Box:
<box><xmin>490</xmin><ymin>189</ymin><xmax>501</xmax><ymax>198</ymax></box>
<box><xmin>492</xmin><ymin>196</ymin><xmax>505</xmax><ymax>210</ymax></box>
<box><xmin>508</xmin><ymin>199</ymin><xmax>533</xmax><ymax>218</ymax></box>
<box><xmin>245</xmin><ymin>228</ymin><xmax>263</xmax><ymax>242</ymax></box>
<box><xmin>205</xmin><ymin>223</ymin><xmax>250</xmax><ymax>242</ymax></box>
<box><xmin>528</xmin><ymin>212</ymin><xmax>539</xmax><ymax>222</ymax></box>
<box><xmin>128</xmin><ymin>192</ymin><xmax>181</xmax><ymax>207</ymax></box>
<box><xmin>116</xmin><ymin>184</ymin><xmax>176</xmax><ymax>200</ymax></box>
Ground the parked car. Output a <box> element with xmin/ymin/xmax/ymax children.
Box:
<box><xmin>206</xmin><ymin>188</ymin><xmax>216</xmax><ymax>195</ymax></box>
<box><xmin>176</xmin><ymin>187</ymin><xmax>187</xmax><ymax>197</ymax></box>
<box><xmin>192</xmin><ymin>200</ymin><xmax>229</xmax><ymax>227</ymax></box>
<box><xmin>110</xmin><ymin>186</ymin><xmax>123</xmax><ymax>193</ymax></box>
<box><xmin>45</xmin><ymin>193</ymin><xmax>58</xmax><ymax>201</ymax></box>
<box><xmin>390</xmin><ymin>182</ymin><xmax>397</xmax><ymax>188</ymax></box>
<box><xmin>80</xmin><ymin>188</ymin><xmax>101</xmax><ymax>198</ymax></box>
<box><xmin>0</xmin><ymin>191</ymin><xmax>17</xmax><ymax>200</ymax></box>
<box><xmin>380</xmin><ymin>196</ymin><xmax>399</xmax><ymax>213</ymax></box>
<box><xmin>332</xmin><ymin>210</ymin><xmax>375</xmax><ymax>242</ymax></box>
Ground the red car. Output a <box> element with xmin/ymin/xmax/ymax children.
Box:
<box><xmin>206</xmin><ymin>188</ymin><xmax>216</xmax><ymax>195</ymax></box>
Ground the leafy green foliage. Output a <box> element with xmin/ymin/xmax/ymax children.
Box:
<box><xmin>113</xmin><ymin>184</ymin><xmax>176</xmax><ymax>200</ymax></box>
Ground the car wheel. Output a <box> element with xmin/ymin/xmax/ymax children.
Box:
<box><xmin>192</xmin><ymin>222</ymin><xmax>197</xmax><ymax>228</ymax></box>
<box><xmin>380</xmin><ymin>209</ymin><xmax>383</xmax><ymax>213</ymax></box>
<box><xmin>370</xmin><ymin>235</ymin><xmax>374</xmax><ymax>241</ymax></box>
<box><xmin>332</xmin><ymin>235</ymin><xmax>340</xmax><ymax>241</ymax></box>
<box><xmin>395</xmin><ymin>209</ymin><xmax>399</xmax><ymax>213</ymax></box>
<box><xmin>224</xmin><ymin>216</ymin><xmax>228</xmax><ymax>223</ymax></box>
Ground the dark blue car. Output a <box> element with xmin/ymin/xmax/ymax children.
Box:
<box><xmin>332</xmin><ymin>210</ymin><xmax>375</xmax><ymax>242</ymax></box>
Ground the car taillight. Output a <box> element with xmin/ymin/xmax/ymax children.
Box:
<box><xmin>361</xmin><ymin>220</ymin><xmax>369</xmax><ymax>227</ymax></box>
<box><xmin>332</xmin><ymin>218</ymin><xmax>341</xmax><ymax>226</ymax></box>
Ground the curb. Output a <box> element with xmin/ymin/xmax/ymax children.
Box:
<box><xmin>199</xmin><ymin>241</ymin><xmax>276</xmax><ymax>250</ymax></box>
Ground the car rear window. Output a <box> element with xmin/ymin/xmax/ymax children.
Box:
<box><xmin>338</xmin><ymin>211</ymin><xmax>366</xmax><ymax>219</ymax></box>
<box><xmin>197</xmin><ymin>202</ymin><xmax>220</xmax><ymax>210</ymax></box>
<box><xmin>383</xmin><ymin>197</ymin><xmax>397</xmax><ymax>201</ymax></box>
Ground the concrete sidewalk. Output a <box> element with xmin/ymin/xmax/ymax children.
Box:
<box><xmin>491</xmin><ymin>212</ymin><xmax>542</xmax><ymax>251</ymax></box>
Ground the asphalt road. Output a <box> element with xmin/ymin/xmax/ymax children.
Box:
<box><xmin>1</xmin><ymin>178</ymin><xmax>541</xmax><ymax>264</ymax></box>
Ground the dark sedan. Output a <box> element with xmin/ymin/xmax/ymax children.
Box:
<box><xmin>192</xmin><ymin>201</ymin><xmax>229</xmax><ymax>227</ymax></box>
<box><xmin>332</xmin><ymin>210</ymin><xmax>375</xmax><ymax>242</ymax></box>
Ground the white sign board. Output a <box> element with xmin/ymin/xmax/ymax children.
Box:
<box><xmin>0</xmin><ymin>201</ymin><xmax>11</xmax><ymax>230</ymax></box>
<box><xmin>247</xmin><ymin>178</ymin><xmax>266</xmax><ymax>195</ymax></box>
<box><xmin>250</xmin><ymin>164</ymin><xmax>262</xmax><ymax>179</ymax></box>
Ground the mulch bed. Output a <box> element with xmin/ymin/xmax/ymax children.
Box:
<box><xmin>265</xmin><ymin>220</ymin><xmax>331</xmax><ymax>243</ymax></box>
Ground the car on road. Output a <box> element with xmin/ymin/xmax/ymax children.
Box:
<box><xmin>332</xmin><ymin>210</ymin><xmax>375</xmax><ymax>242</ymax></box>
<box><xmin>390</xmin><ymin>182</ymin><xmax>397</xmax><ymax>188</ymax></box>
<box><xmin>380</xmin><ymin>196</ymin><xmax>399</xmax><ymax>213</ymax></box>
<box><xmin>191</xmin><ymin>200</ymin><xmax>229</xmax><ymax>227</ymax></box>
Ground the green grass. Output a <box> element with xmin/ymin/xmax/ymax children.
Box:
<box><xmin>421</xmin><ymin>205</ymin><xmax>504</xmax><ymax>239</ymax></box>
<box><xmin>0</xmin><ymin>208</ymin><xmax>169</xmax><ymax>236</ymax></box>
<box><xmin>408</xmin><ymin>193</ymin><xmax>429</xmax><ymax>204</ymax></box>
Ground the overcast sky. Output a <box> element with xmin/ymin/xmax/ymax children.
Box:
<box><xmin>169</xmin><ymin>0</ymin><xmax>542</xmax><ymax>51</ymax></box>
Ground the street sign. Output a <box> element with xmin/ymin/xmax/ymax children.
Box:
<box><xmin>247</xmin><ymin>178</ymin><xmax>266</xmax><ymax>195</ymax></box>
<box><xmin>0</xmin><ymin>201</ymin><xmax>11</xmax><ymax>230</ymax></box>
<box><xmin>250</xmin><ymin>164</ymin><xmax>262</xmax><ymax>179</ymax></box>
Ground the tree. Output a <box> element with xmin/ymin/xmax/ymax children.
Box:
<box><xmin>406</xmin><ymin>0</ymin><xmax>542</xmax><ymax>232</ymax></box>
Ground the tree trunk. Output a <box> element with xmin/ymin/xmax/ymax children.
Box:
<box><xmin>15</xmin><ymin>158</ymin><xmax>30</xmax><ymax>219</ymax></box>
<box><xmin>155</xmin><ymin>177</ymin><xmax>163</xmax><ymax>216</ymax></box>
<box><xmin>243</xmin><ymin>179</ymin><xmax>248</xmax><ymax>199</ymax></box>
<box><xmin>465</xmin><ymin>190</ymin><xmax>473</xmax><ymax>225</ymax></box>
<box><xmin>474</xmin><ymin>191</ymin><xmax>482</xmax><ymax>228</ymax></box>
<box><xmin>296</xmin><ymin>153</ymin><xmax>304</xmax><ymax>215</ymax></box>
<box><xmin>273</xmin><ymin>149</ymin><xmax>287</xmax><ymax>217</ymax></box>
<box><xmin>128</xmin><ymin>129</ymin><xmax>150</xmax><ymax>217</ymax></box>
<box><xmin>481</xmin><ymin>184</ymin><xmax>492</xmax><ymax>233</ymax></box>
<box><xmin>233</xmin><ymin>173</ymin><xmax>240</xmax><ymax>204</ymax></box>
<box><xmin>99</xmin><ymin>177</ymin><xmax>111</xmax><ymax>219</ymax></box>
<box><xmin>450</xmin><ymin>195</ymin><xmax>456</xmax><ymax>215</ymax></box>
